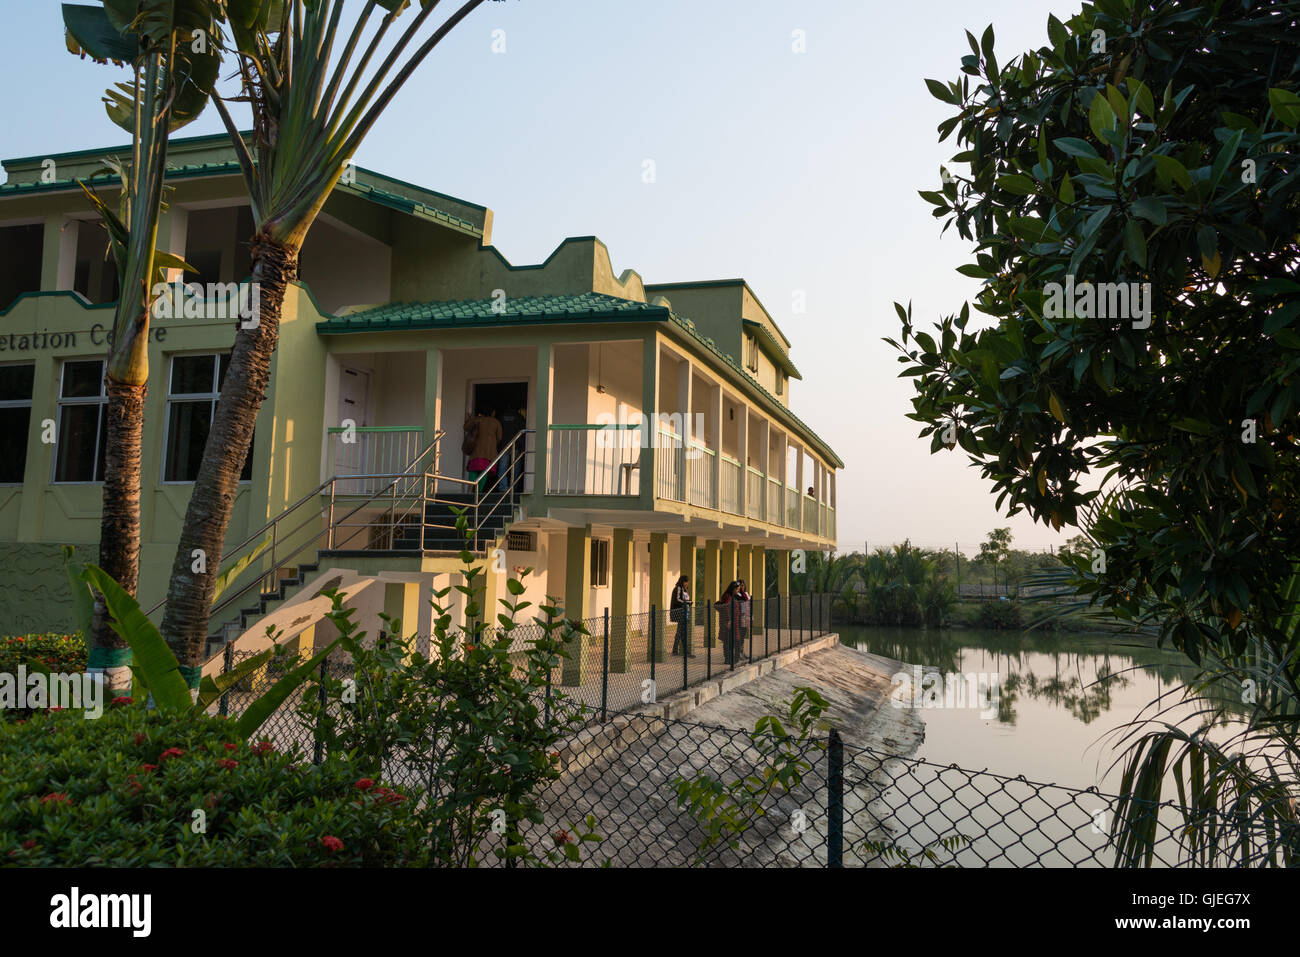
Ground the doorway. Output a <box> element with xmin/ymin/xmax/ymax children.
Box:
<box><xmin>468</xmin><ymin>380</ymin><xmax>529</xmax><ymax>490</ymax></box>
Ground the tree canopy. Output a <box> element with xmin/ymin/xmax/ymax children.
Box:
<box><xmin>890</xmin><ymin>0</ymin><xmax>1300</xmax><ymax>667</ymax></box>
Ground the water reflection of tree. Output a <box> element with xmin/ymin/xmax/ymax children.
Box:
<box><xmin>839</xmin><ymin>625</ymin><xmax>1244</xmax><ymax>727</ymax></box>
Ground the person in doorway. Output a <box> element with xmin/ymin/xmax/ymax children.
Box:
<box><xmin>670</xmin><ymin>575</ymin><xmax>695</xmax><ymax>657</ymax></box>
<box><xmin>497</xmin><ymin>404</ymin><xmax>526</xmax><ymax>493</ymax></box>
<box><xmin>465</xmin><ymin>406</ymin><xmax>503</xmax><ymax>493</ymax></box>
<box><xmin>715</xmin><ymin>580</ymin><xmax>742</xmax><ymax>666</ymax></box>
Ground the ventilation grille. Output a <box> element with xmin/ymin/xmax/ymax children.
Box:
<box><xmin>507</xmin><ymin>530</ymin><xmax>536</xmax><ymax>552</ymax></box>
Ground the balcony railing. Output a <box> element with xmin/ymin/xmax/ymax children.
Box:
<box><xmin>327</xmin><ymin>426</ymin><xmax>424</xmax><ymax>495</ymax></box>
<box><xmin>720</xmin><ymin>455</ymin><xmax>742</xmax><ymax>515</ymax></box>
<box><xmin>547</xmin><ymin>424</ymin><xmax>642</xmax><ymax>496</ymax></box>
<box><xmin>746</xmin><ymin>467</ymin><xmax>763</xmax><ymax>520</ymax></box>
<box><xmin>766</xmin><ymin>476</ymin><xmax>782</xmax><ymax>525</ymax></box>
<box><xmin>786</xmin><ymin>485</ymin><xmax>800</xmax><ymax>529</ymax></box>
<box><xmin>656</xmin><ymin>428</ymin><xmax>685</xmax><ymax>502</ymax></box>
<box><xmin>804</xmin><ymin>494</ymin><xmax>817</xmax><ymax>530</ymax></box>
<box><xmin>687</xmin><ymin>444</ymin><xmax>715</xmax><ymax>508</ymax></box>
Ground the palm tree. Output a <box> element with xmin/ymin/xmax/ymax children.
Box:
<box><xmin>159</xmin><ymin>0</ymin><xmax>488</xmax><ymax>673</ymax></box>
<box><xmin>63</xmin><ymin>1</ymin><xmax>224</xmax><ymax>686</ymax></box>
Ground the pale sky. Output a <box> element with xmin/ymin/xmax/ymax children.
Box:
<box><xmin>1</xmin><ymin>0</ymin><xmax>1081</xmax><ymax>552</ymax></box>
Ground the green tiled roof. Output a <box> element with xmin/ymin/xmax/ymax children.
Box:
<box><xmin>316</xmin><ymin>291</ymin><xmax>843</xmax><ymax>469</ymax></box>
<box><xmin>743</xmin><ymin>319</ymin><xmax>802</xmax><ymax>380</ymax></box>
<box><xmin>0</xmin><ymin>161</ymin><xmax>481</xmax><ymax>237</ymax></box>
<box><xmin>317</xmin><ymin>292</ymin><xmax>668</xmax><ymax>332</ymax></box>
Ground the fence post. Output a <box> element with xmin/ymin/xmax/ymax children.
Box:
<box><xmin>828</xmin><ymin>728</ymin><xmax>844</xmax><ymax>868</ymax></box>
<box><xmin>601</xmin><ymin>608</ymin><xmax>610</xmax><ymax>723</ymax></box>
<box><xmin>313</xmin><ymin>658</ymin><xmax>328</xmax><ymax>767</ymax></box>
<box><xmin>544</xmin><ymin>609</ymin><xmax>553</xmax><ymax>725</ymax></box>
<box><xmin>219</xmin><ymin>641</ymin><xmax>233</xmax><ymax>718</ymax></box>
<box><xmin>682</xmin><ymin>605</ymin><xmax>688</xmax><ymax>690</ymax></box>
<box><xmin>776</xmin><ymin>592</ymin><xmax>782</xmax><ymax>652</ymax></box>
<box><xmin>747</xmin><ymin>597</ymin><xmax>754</xmax><ymax>662</ymax></box>
<box><xmin>649</xmin><ymin>604</ymin><xmax>657</xmax><ymax>688</ymax></box>
<box><xmin>706</xmin><ymin>599</ymin><xmax>713</xmax><ymax>680</ymax></box>
<box><xmin>729</xmin><ymin>598</ymin><xmax>736</xmax><ymax>672</ymax></box>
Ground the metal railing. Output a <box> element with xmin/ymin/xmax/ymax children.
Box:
<box><xmin>746</xmin><ymin>467</ymin><xmax>763</xmax><ymax>520</ymax></box>
<box><xmin>547</xmin><ymin>424</ymin><xmax>641</xmax><ymax>496</ymax></box>
<box><xmin>687</xmin><ymin>444</ymin><xmax>715</xmax><ymax>508</ymax></box>
<box><xmin>767</xmin><ymin>476</ymin><xmax>782</xmax><ymax>525</ymax></box>
<box><xmin>656</xmin><ymin>428</ymin><xmax>685</xmax><ymax>502</ymax></box>
<box><xmin>720</xmin><ymin>455</ymin><xmax>742</xmax><ymax>515</ymax></box>
<box><xmin>326</xmin><ymin>426</ymin><xmax>424</xmax><ymax>495</ymax></box>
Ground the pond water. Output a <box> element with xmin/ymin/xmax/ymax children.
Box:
<box><xmin>836</xmin><ymin>623</ymin><xmax>1216</xmax><ymax>794</ymax></box>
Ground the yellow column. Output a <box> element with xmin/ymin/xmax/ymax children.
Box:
<box><xmin>648</xmin><ymin>532</ymin><xmax>668</xmax><ymax>663</ymax></box>
<box><xmin>561</xmin><ymin>526</ymin><xmax>591</xmax><ymax>685</ymax></box>
<box><xmin>776</xmin><ymin>548</ymin><xmax>791</xmax><ymax>596</ymax></box>
<box><xmin>381</xmin><ymin>580</ymin><xmax>421</xmax><ymax>662</ymax></box>
<box><xmin>720</xmin><ymin>541</ymin><xmax>737</xmax><ymax>590</ymax></box>
<box><xmin>738</xmin><ymin>544</ymin><xmax>753</xmax><ymax>592</ymax></box>
<box><xmin>703</xmin><ymin>540</ymin><xmax>721</xmax><ymax>647</ymax></box>
<box><xmin>610</xmin><ymin>527</ymin><xmax>634</xmax><ymax>672</ymax></box>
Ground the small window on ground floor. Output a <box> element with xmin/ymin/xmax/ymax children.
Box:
<box><xmin>0</xmin><ymin>363</ymin><xmax>35</xmax><ymax>483</ymax></box>
<box><xmin>591</xmin><ymin>538</ymin><xmax>610</xmax><ymax>588</ymax></box>
<box><xmin>54</xmin><ymin>359</ymin><xmax>108</xmax><ymax>483</ymax></box>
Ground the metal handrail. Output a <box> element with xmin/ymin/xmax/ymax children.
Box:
<box><xmin>145</xmin><ymin>430</ymin><xmax>445</xmax><ymax>619</ymax></box>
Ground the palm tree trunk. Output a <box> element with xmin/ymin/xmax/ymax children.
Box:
<box><xmin>90</xmin><ymin>374</ymin><xmax>147</xmax><ymax>691</ymax></box>
<box><xmin>159</xmin><ymin>236</ymin><xmax>298</xmax><ymax>674</ymax></box>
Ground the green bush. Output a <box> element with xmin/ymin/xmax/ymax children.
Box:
<box><xmin>976</xmin><ymin>600</ymin><xmax>1024</xmax><ymax>631</ymax></box>
<box><xmin>0</xmin><ymin>633</ymin><xmax>86</xmax><ymax>675</ymax></box>
<box><xmin>0</xmin><ymin>702</ymin><xmax>429</xmax><ymax>866</ymax></box>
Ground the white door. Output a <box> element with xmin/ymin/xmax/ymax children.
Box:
<box><xmin>337</xmin><ymin>366</ymin><xmax>370</xmax><ymax>480</ymax></box>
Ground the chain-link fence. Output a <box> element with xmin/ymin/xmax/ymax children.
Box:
<box><xmin>205</xmin><ymin>596</ymin><xmax>1294</xmax><ymax>868</ymax></box>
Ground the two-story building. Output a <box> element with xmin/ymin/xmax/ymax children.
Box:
<box><xmin>0</xmin><ymin>133</ymin><xmax>840</xmax><ymax>668</ymax></box>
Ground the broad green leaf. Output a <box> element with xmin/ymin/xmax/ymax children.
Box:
<box><xmin>235</xmin><ymin>637</ymin><xmax>342</xmax><ymax>739</ymax></box>
<box><xmin>81</xmin><ymin>564</ymin><xmax>193</xmax><ymax>715</ymax></box>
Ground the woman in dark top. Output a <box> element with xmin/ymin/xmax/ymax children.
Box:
<box><xmin>715</xmin><ymin>580</ymin><xmax>742</xmax><ymax>665</ymax></box>
<box><xmin>670</xmin><ymin>575</ymin><xmax>694</xmax><ymax>657</ymax></box>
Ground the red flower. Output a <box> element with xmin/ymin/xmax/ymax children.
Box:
<box><xmin>111</xmin><ymin>696</ymin><xmax>133</xmax><ymax>706</ymax></box>
<box><xmin>223</xmin><ymin>742</ymin><xmax>237</xmax><ymax>752</ymax></box>
<box><xmin>139</xmin><ymin>763</ymin><xmax>158</xmax><ymax>773</ymax></box>
<box><xmin>40</xmin><ymin>793</ymin><xmax>70</xmax><ymax>806</ymax></box>
<box><xmin>159</xmin><ymin>748</ymin><xmax>185</xmax><ymax>762</ymax></box>
<box><xmin>354</xmin><ymin>778</ymin><xmax>375</xmax><ymax>791</ymax></box>
<box><xmin>218</xmin><ymin>759</ymin><xmax>238</xmax><ymax>770</ymax></box>
<box><xmin>20</xmin><ymin>840</ymin><xmax>36</xmax><ymax>850</ymax></box>
<box><xmin>132</xmin><ymin>732</ymin><xmax>147</xmax><ymax>746</ymax></box>
<box><xmin>251</xmin><ymin>741</ymin><xmax>275</xmax><ymax>756</ymax></box>
<box><xmin>553</xmin><ymin>829</ymin><xmax>571</xmax><ymax>846</ymax></box>
<box><xmin>320</xmin><ymin>835</ymin><xmax>344</xmax><ymax>852</ymax></box>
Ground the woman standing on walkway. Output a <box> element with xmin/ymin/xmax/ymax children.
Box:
<box><xmin>735</xmin><ymin>578</ymin><xmax>752</xmax><ymax>656</ymax></box>
<box><xmin>715</xmin><ymin>580</ymin><xmax>742</xmax><ymax>666</ymax></box>
<box><xmin>670</xmin><ymin>575</ymin><xmax>694</xmax><ymax>657</ymax></box>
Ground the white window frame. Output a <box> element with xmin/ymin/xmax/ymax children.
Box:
<box><xmin>161</xmin><ymin>352</ymin><xmax>251</xmax><ymax>485</ymax></box>
<box><xmin>0</xmin><ymin>362</ymin><xmax>34</xmax><ymax>485</ymax></box>
<box><xmin>52</xmin><ymin>358</ymin><xmax>107</xmax><ymax>485</ymax></box>
<box><xmin>590</xmin><ymin>537</ymin><xmax>610</xmax><ymax>588</ymax></box>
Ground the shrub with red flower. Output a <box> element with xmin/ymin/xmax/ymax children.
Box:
<box><xmin>133</xmin><ymin>732</ymin><xmax>148</xmax><ymax>746</ymax></box>
<box><xmin>138</xmin><ymin>763</ymin><xmax>158</xmax><ymax>773</ymax></box>
<box><xmin>40</xmin><ymin>793</ymin><xmax>70</xmax><ymax>806</ymax></box>
<box><xmin>223</xmin><ymin>742</ymin><xmax>237</xmax><ymax>752</ymax></box>
<box><xmin>354</xmin><ymin>778</ymin><xmax>374</xmax><ymax>791</ymax></box>
<box><xmin>110</xmin><ymin>696</ymin><xmax>133</xmax><ymax>706</ymax></box>
<box><xmin>250</xmin><ymin>741</ymin><xmax>275</xmax><ymax>756</ymax></box>
<box><xmin>159</xmin><ymin>747</ymin><xmax>185</xmax><ymax>762</ymax></box>
<box><xmin>320</xmin><ymin>835</ymin><xmax>344</xmax><ymax>852</ymax></box>
<box><xmin>218</xmin><ymin>759</ymin><xmax>238</xmax><ymax>770</ymax></box>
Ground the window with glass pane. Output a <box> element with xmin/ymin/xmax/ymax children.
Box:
<box><xmin>164</xmin><ymin>353</ymin><xmax>253</xmax><ymax>482</ymax></box>
<box><xmin>0</xmin><ymin>364</ymin><xmax>34</xmax><ymax>483</ymax></box>
<box><xmin>54</xmin><ymin>360</ymin><xmax>107</xmax><ymax>483</ymax></box>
